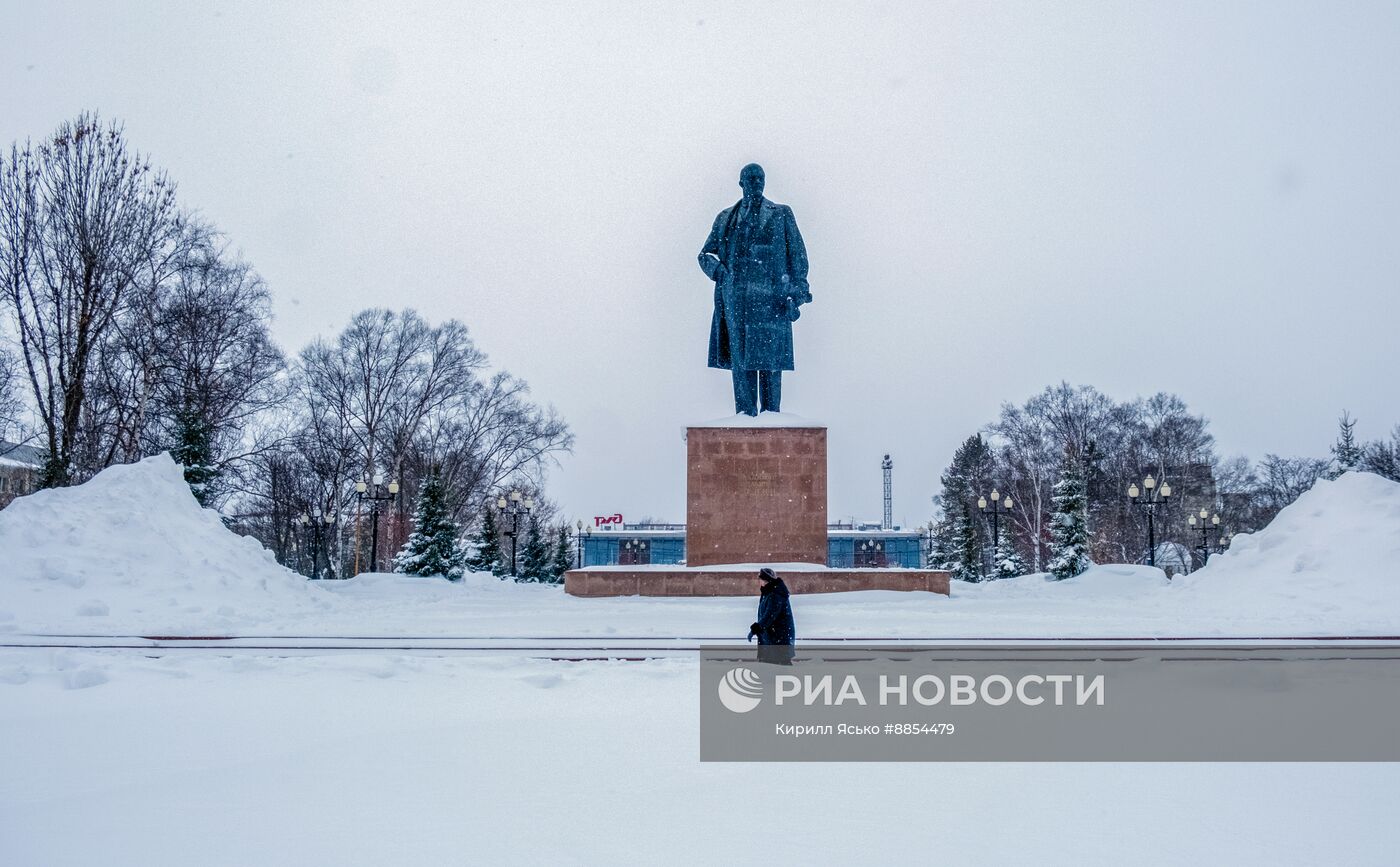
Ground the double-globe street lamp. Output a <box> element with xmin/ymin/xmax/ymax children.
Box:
<box><xmin>356</xmin><ymin>474</ymin><xmax>399</xmax><ymax>573</ymax></box>
<box><xmin>496</xmin><ymin>490</ymin><xmax>534</xmax><ymax>578</ymax></box>
<box><xmin>295</xmin><ymin>506</ymin><xmax>337</xmax><ymax>579</ymax></box>
<box><xmin>1128</xmin><ymin>474</ymin><xmax>1172</xmax><ymax>567</ymax></box>
<box><xmin>1188</xmin><ymin>508</ymin><xmax>1222</xmax><ymax>567</ymax></box>
<box><xmin>977</xmin><ymin>489</ymin><xmax>1015</xmax><ymax>579</ymax></box>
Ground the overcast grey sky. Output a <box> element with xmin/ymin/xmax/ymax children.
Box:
<box><xmin>6</xmin><ymin>1</ymin><xmax>1399</xmax><ymax>525</ymax></box>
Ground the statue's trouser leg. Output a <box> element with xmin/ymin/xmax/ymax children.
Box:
<box><xmin>759</xmin><ymin>370</ymin><xmax>781</xmax><ymax>413</ymax></box>
<box><xmin>732</xmin><ymin>369</ymin><xmax>758</xmax><ymax>416</ymax></box>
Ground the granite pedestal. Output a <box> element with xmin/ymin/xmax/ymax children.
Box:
<box><xmin>564</xmin><ymin>422</ymin><xmax>950</xmax><ymax>597</ymax></box>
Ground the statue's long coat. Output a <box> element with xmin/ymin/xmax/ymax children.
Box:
<box><xmin>698</xmin><ymin>197</ymin><xmax>810</xmax><ymax>372</ymax></box>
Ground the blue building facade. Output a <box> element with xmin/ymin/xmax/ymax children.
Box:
<box><xmin>580</xmin><ymin>524</ymin><xmax>926</xmax><ymax>568</ymax></box>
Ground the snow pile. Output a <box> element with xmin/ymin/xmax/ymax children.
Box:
<box><xmin>0</xmin><ymin>453</ymin><xmax>331</xmax><ymax>634</ymax></box>
<box><xmin>962</xmin><ymin>565</ymin><xmax>1170</xmax><ymax>602</ymax></box>
<box><xmin>1176</xmin><ymin>471</ymin><xmax>1400</xmax><ymax>619</ymax></box>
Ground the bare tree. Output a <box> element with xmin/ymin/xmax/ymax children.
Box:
<box><xmin>989</xmin><ymin>399</ymin><xmax>1055</xmax><ymax>571</ymax></box>
<box><xmin>0</xmin><ymin>114</ymin><xmax>182</xmax><ymax>485</ymax></box>
<box><xmin>300</xmin><ymin>309</ymin><xmax>484</xmax><ymax>485</ymax></box>
<box><xmin>254</xmin><ymin>309</ymin><xmax>573</xmax><ymax>574</ymax></box>
<box><xmin>975</xmin><ymin>384</ymin><xmax>1222</xmax><ymax>570</ymax></box>
<box><xmin>151</xmin><ymin>236</ymin><xmax>287</xmax><ymax>496</ymax></box>
<box><xmin>81</xmin><ymin>218</ymin><xmax>210</xmax><ymax>469</ymax></box>
<box><xmin>1361</xmin><ymin>426</ymin><xmax>1400</xmax><ymax>482</ymax></box>
<box><xmin>0</xmin><ymin>346</ymin><xmax>27</xmax><ymax>444</ymax></box>
<box><xmin>1256</xmin><ymin>454</ymin><xmax>1329</xmax><ymax>518</ymax></box>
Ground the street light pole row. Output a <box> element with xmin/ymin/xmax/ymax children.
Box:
<box><xmin>1129</xmin><ymin>475</ymin><xmax>1228</xmax><ymax>569</ymax></box>
<box><xmin>930</xmin><ymin>477</ymin><xmax>1226</xmax><ymax>577</ymax></box>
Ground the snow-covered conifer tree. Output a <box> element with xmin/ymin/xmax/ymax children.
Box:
<box><xmin>172</xmin><ymin>404</ymin><xmax>218</xmax><ymax>506</ymax></box>
<box><xmin>1047</xmin><ymin>454</ymin><xmax>1092</xmax><ymax>580</ymax></box>
<box><xmin>993</xmin><ymin>522</ymin><xmax>1029</xmax><ymax>579</ymax></box>
<box><xmin>1328</xmin><ymin>411</ymin><xmax>1363</xmax><ymax>479</ymax></box>
<box><xmin>930</xmin><ymin>434</ymin><xmax>994</xmax><ymax>579</ymax></box>
<box><xmin>519</xmin><ymin>517</ymin><xmax>551</xmax><ymax>582</ymax></box>
<box><xmin>393</xmin><ymin>472</ymin><xmax>465</xmax><ymax>579</ymax></box>
<box><xmin>950</xmin><ymin>502</ymin><xmax>983</xmax><ymax>582</ymax></box>
<box><xmin>464</xmin><ymin>505</ymin><xmax>506</xmax><ymax>576</ymax></box>
<box><xmin>548</xmin><ymin>525</ymin><xmax>573</xmax><ymax>583</ymax></box>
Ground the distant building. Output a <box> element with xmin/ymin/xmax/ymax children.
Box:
<box><xmin>0</xmin><ymin>442</ymin><xmax>45</xmax><ymax>509</ymax></box>
<box><xmin>580</xmin><ymin>522</ymin><xmax>925</xmax><ymax>569</ymax></box>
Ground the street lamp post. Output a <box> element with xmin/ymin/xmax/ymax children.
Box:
<box><xmin>622</xmin><ymin>538</ymin><xmax>649</xmax><ymax>565</ymax></box>
<box><xmin>857</xmin><ymin>538</ymin><xmax>886</xmax><ymax>567</ymax></box>
<box><xmin>355</xmin><ymin>474</ymin><xmax>399</xmax><ymax>574</ymax></box>
<box><xmin>292</xmin><ymin>513</ymin><xmax>308</xmax><ymax>574</ymax></box>
<box><xmin>1188</xmin><ymin>508</ymin><xmax>1222</xmax><ymax>569</ymax></box>
<box><xmin>574</xmin><ymin>519</ymin><xmax>587</xmax><ymax>569</ymax></box>
<box><xmin>1128</xmin><ymin>474</ymin><xmax>1173</xmax><ymax>567</ymax></box>
<box><xmin>924</xmin><ymin>520</ymin><xmax>936</xmax><ymax>567</ymax></box>
<box><xmin>296</xmin><ymin>506</ymin><xmax>338</xmax><ymax>579</ymax></box>
<box><xmin>496</xmin><ymin>490</ymin><xmax>534</xmax><ymax>578</ymax></box>
<box><xmin>977</xmin><ymin>489</ymin><xmax>1015</xmax><ymax>579</ymax></box>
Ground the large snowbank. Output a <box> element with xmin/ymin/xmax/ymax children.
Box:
<box><xmin>0</xmin><ymin>454</ymin><xmax>333</xmax><ymax>634</ymax></box>
<box><xmin>1176</xmin><ymin>471</ymin><xmax>1400</xmax><ymax>621</ymax></box>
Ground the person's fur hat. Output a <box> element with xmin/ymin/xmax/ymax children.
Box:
<box><xmin>759</xmin><ymin>567</ymin><xmax>778</xmax><ymax>582</ymax></box>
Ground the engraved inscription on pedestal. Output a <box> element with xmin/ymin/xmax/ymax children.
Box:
<box><xmin>685</xmin><ymin>426</ymin><xmax>827</xmax><ymax>567</ymax></box>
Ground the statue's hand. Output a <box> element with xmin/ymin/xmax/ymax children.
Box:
<box><xmin>784</xmin><ymin>296</ymin><xmax>801</xmax><ymax>322</ymax></box>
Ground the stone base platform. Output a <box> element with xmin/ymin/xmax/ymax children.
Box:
<box><xmin>564</xmin><ymin>567</ymin><xmax>950</xmax><ymax>597</ymax></box>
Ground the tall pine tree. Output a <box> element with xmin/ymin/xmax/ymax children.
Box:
<box><xmin>1328</xmin><ymin>411</ymin><xmax>1363</xmax><ymax>479</ymax></box>
<box><xmin>950</xmin><ymin>502</ymin><xmax>983</xmax><ymax>582</ymax></box>
<box><xmin>464</xmin><ymin>505</ymin><xmax>506</xmax><ymax>576</ymax></box>
<box><xmin>1047</xmin><ymin>452</ymin><xmax>1092</xmax><ymax>580</ymax></box>
<box><xmin>549</xmin><ymin>525</ymin><xmax>574</xmax><ymax>583</ymax></box>
<box><xmin>393</xmin><ymin>472</ymin><xmax>466</xmax><ymax>580</ymax></box>
<box><xmin>930</xmin><ymin>434</ymin><xmax>994</xmax><ymax>580</ymax></box>
<box><xmin>519</xmin><ymin>516</ymin><xmax>551</xmax><ymax>583</ymax></box>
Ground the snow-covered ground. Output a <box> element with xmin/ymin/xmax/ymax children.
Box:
<box><xmin>2</xmin><ymin>650</ymin><xmax>1397</xmax><ymax>866</ymax></box>
<box><xmin>3</xmin><ymin>456</ymin><xmax>1400</xmax><ymax>864</ymax></box>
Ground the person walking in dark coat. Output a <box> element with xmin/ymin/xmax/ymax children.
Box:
<box><xmin>748</xmin><ymin>567</ymin><xmax>795</xmax><ymax>665</ymax></box>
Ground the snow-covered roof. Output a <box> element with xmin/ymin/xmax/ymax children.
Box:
<box><xmin>0</xmin><ymin>441</ymin><xmax>46</xmax><ymax>469</ymax></box>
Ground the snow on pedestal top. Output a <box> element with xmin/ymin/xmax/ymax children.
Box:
<box><xmin>687</xmin><ymin>411</ymin><xmax>825</xmax><ymax>429</ymax></box>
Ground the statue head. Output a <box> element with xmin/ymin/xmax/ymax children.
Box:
<box><xmin>739</xmin><ymin>163</ymin><xmax>765</xmax><ymax>199</ymax></box>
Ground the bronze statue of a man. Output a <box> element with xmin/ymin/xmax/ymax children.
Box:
<box><xmin>698</xmin><ymin>163</ymin><xmax>810</xmax><ymax>416</ymax></box>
